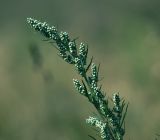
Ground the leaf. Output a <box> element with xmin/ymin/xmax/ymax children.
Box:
<box><xmin>120</xmin><ymin>102</ymin><xmax>129</xmax><ymax>127</ymax></box>
<box><xmin>86</xmin><ymin>56</ymin><xmax>93</xmax><ymax>72</ymax></box>
<box><xmin>88</xmin><ymin>135</ymin><xmax>97</xmax><ymax>140</ymax></box>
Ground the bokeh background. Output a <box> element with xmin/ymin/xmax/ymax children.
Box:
<box><xmin>0</xmin><ymin>0</ymin><xmax>160</xmax><ymax>140</ymax></box>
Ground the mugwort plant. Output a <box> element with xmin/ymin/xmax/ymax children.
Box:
<box><xmin>27</xmin><ymin>18</ymin><xmax>128</xmax><ymax>140</ymax></box>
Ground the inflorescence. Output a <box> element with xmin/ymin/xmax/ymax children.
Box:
<box><xmin>27</xmin><ymin>17</ymin><xmax>128</xmax><ymax>140</ymax></box>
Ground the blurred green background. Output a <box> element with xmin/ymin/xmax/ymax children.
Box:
<box><xmin>0</xmin><ymin>0</ymin><xmax>160</xmax><ymax>140</ymax></box>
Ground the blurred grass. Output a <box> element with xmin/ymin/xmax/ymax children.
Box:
<box><xmin>0</xmin><ymin>0</ymin><xmax>160</xmax><ymax>140</ymax></box>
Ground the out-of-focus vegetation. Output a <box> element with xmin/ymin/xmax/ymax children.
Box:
<box><xmin>0</xmin><ymin>0</ymin><xmax>160</xmax><ymax>140</ymax></box>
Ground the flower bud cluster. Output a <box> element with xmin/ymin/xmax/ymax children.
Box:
<box><xmin>79</xmin><ymin>43</ymin><xmax>88</xmax><ymax>65</ymax></box>
<box><xmin>88</xmin><ymin>63</ymin><xmax>98</xmax><ymax>88</ymax></box>
<box><xmin>27</xmin><ymin>18</ymin><xmax>58</xmax><ymax>40</ymax></box>
<box><xmin>86</xmin><ymin>116</ymin><xmax>107</xmax><ymax>139</ymax></box>
<box><xmin>99</xmin><ymin>100</ymin><xmax>107</xmax><ymax>116</ymax></box>
<box><xmin>27</xmin><ymin>18</ymin><xmax>73</xmax><ymax>64</ymax></box>
<box><xmin>91</xmin><ymin>63</ymin><xmax>98</xmax><ymax>81</ymax></box>
<box><xmin>88</xmin><ymin>63</ymin><xmax>108</xmax><ymax>116</ymax></box>
<box><xmin>74</xmin><ymin>57</ymin><xmax>85</xmax><ymax>76</ymax></box>
<box><xmin>59</xmin><ymin>51</ymin><xmax>74</xmax><ymax>64</ymax></box>
<box><xmin>113</xmin><ymin>93</ymin><xmax>121</xmax><ymax>113</ymax></box>
<box><xmin>59</xmin><ymin>31</ymin><xmax>70</xmax><ymax>45</ymax></box>
<box><xmin>69</xmin><ymin>41</ymin><xmax>77</xmax><ymax>56</ymax></box>
<box><xmin>73</xmin><ymin>79</ymin><xmax>86</xmax><ymax>95</ymax></box>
